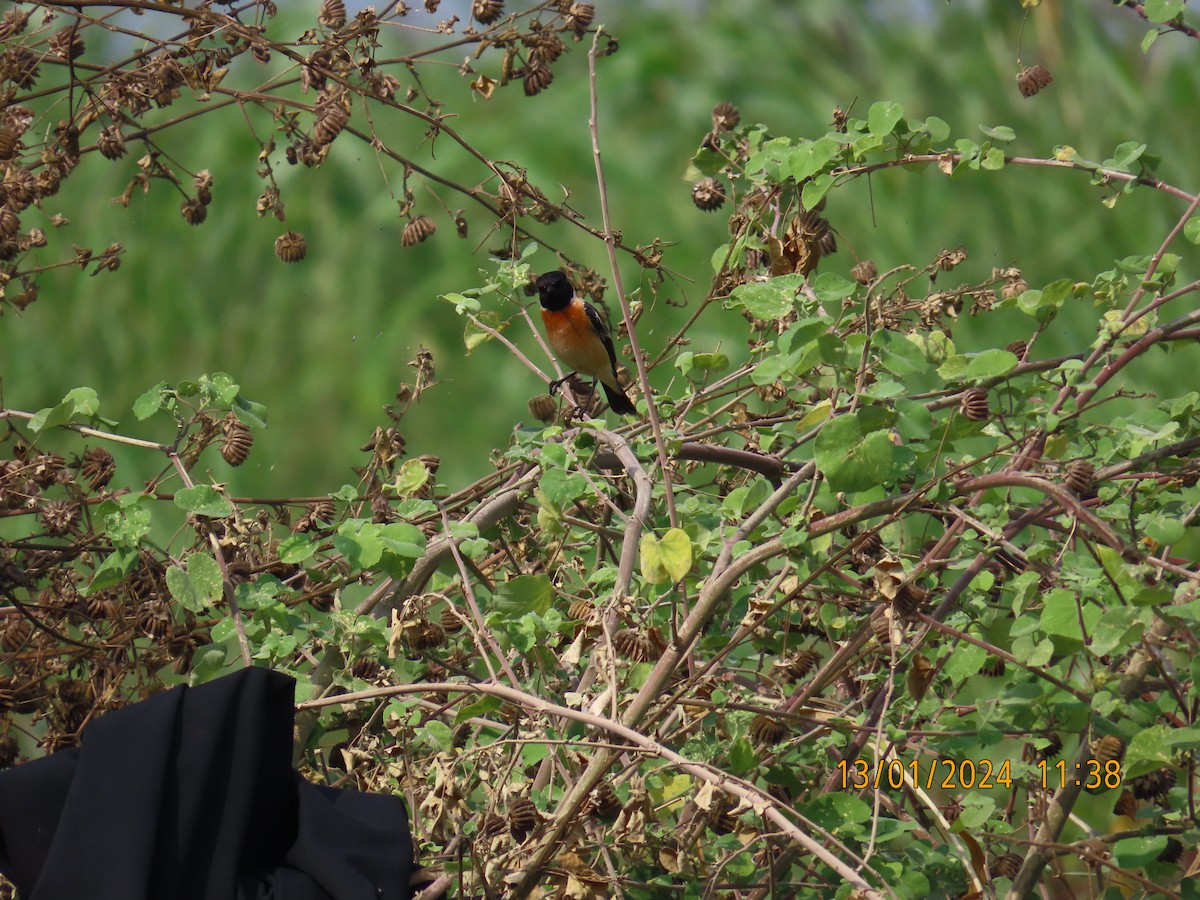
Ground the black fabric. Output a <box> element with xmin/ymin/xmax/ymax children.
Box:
<box><xmin>0</xmin><ymin>667</ymin><xmax>415</xmax><ymax>900</ymax></box>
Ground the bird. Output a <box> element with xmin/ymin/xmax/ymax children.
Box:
<box><xmin>535</xmin><ymin>270</ymin><xmax>637</xmax><ymax>416</ymax></box>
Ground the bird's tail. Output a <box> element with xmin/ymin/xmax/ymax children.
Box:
<box><xmin>601</xmin><ymin>381</ymin><xmax>637</xmax><ymax>416</ymax></box>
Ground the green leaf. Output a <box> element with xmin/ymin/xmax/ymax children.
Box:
<box><xmin>980</xmin><ymin>146</ymin><xmax>1006</xmax><ymax>170</ymax></box>
<box><xmin>439</xmin><ymin>291</ymin><xmax>481</xmax><ymax>314</ymax></box>
<box><xmin>277</xmin><ymin>534</ymin><xmax>317</xmax><ymax>564</ymax></box>
<box><xmin>1143</xmin><ymin>0</ymin><xmax>1184</xmax><ymax>22</ymax></box>
<box><xmin>87</xmin><ymin>548</ymin><xmax>137</xmax><ymax>594</ymax></box>
<box><xmin>379</xmin><ymin>522</ymin><xmax>427</xmax><ymax>558</ymax></box>
<box><xmin>133</xmin><ymin>382</ymin><xmax>169</xmax><ymax>420</ymax></box>
<box><xmin>539</xmin><ymin>468</ymin><xmax>589</xmax><ymax>507</ymax></box>
<box><xmin>941</xmin><ymin>642</ymin><xmax>986</xmax><ymax>684</ymax></box>
<box><xmin>1139</xmin><ymin>512</ymin><xmax>1186</xmax><ymax>546</ymax></box>
<box><xmin>1114</xmin><ymin>836</ymin><xmax>1168</xmax><ymax>869</ymax></box>
<box><xmin>203</xmin><ymin>373</ymin><xmax>240</xmax><ymax>406</ymax></box>
<box><xmin>1039</xmin><ymin>589</ymin><xmax>1101</xmax><ymax>642</ymax></box>
<box><xmin>641</xmin><ymin>528</ymin><xmax>694</xmax><ymax>584</ymax></box>
<box><xmin>801</xmin><ymin>172</ymin><xmax>834</xmax><ymax>209</ymax></box>
<box><xmin>492</xmin><ymin>573</ymin><xmax>554</xmax><ymax>617</ymax></box>
<box><xmin>167</xmin><ymin>553</ymin><xmax>223</xmax><ymax>613</ymax></box>
<box><xmin>232</xmin><ymin>394</ymin><xmax>268</xmax><ymax>428</ymax></box>
<box><xmin>963</xmin><ymin>349</ymin><xmax>1019</xmax><ymax>382</ymax></box>
<box><xmin>728</xmin><ymin>280</ymin><xmax>796</xmax><ymax>319</ymax></box>
<box><xmin>979</xmin><ymin>124</ymin><xmax>1016</xmax><ymax>143</ymax></box>
<box><xmin>925</xmin><ymin>116</ymin><xmax>950</xmax><ymax>142</ymax></box>
<box><xmin>1183</xmin><ymin>217</ymin><xmax>1200</xmax><ymax>245</ymax></box>
<box><xmin>455</xmin><ymin>694</ymin><xmax>503</xmax><ymax>723</ymax></box>
<box><xmin>787</xmin><ymin>138</ymin><xmax>839</xmax><ymax>182</ymax></box>
<box><xmin>419</xmin><ymin>720</ymin><xmax>455</xmax><ymax>753</ymax></box>
<box><xmin>465</xmin><ymin>309</ymin><xmax>505</xmax><ymax>353</ymax></box>
<box><xmin>867</xmin><ymin>101</ymin><xmax>903</xmax><ymax>136</ymax></box>
<box><xmin>29</xmin><ymin>387</ymin><xmax>100</xmax><ymax>432</ymax></box>
<box><xmin>188</xmin><ymin>644</ymin><xmax>228</xmax><ymax>684</ymax></box>
<box><xmin>334</xmin><ymin>520</ymin><xmax>383</xmax><ymax>570</ymax></box>
<box><xmin>392</xmin><ymin>458</ymin><xmax>430</xmax><ymax>497</ymax></box>
<box><xmin>1123</xmin><ymin>723</ymin><xmax>1174</xmax><ymax>778</ymax></box>
<box><xmin>174</xmin><ymin>485</ymin><xmax>234</xmax><ymax>518</ymax></box>
<box><xmin>100</xmin><ymin>495</ymin><xmax>152</xmax><ymax>547</ymax></box>
<box><xmin>954</xmin><ymin>794</ymin><xmax>995</xmax><ymax>830</ymax></box>
<box><xmin>188</xmin><ymin>552</ymin><xmax>223</xmax><ymax>601</ymax></box>
<box><xmin>1103</xmin><ymin>141</ymin><xmax>1146</xmax><ymax>173</ymax></box>
<box><xmin>728</xmin><ymin>737</ymin><xmax>757</xmax><ymax>774</ymax></box>
<box><xmin>814</xmin><ymin>414</ymin><xmax>896</xmax><ymax>493</ymax></box>
<box><xmin>1141</xmin><ymin>28</ymin><xmax>1158</xmax><ymax>52</ymax></box>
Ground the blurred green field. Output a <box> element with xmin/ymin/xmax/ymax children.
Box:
<box><xmin>2</xmin><ymin>1</ymin><xmax>1197</xmax><ymax>495</ymax></box>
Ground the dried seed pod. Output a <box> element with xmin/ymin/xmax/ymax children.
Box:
<box><xmin>97</xmin><ymin>125</ymin><xmax>126</xmax><ymax>160</ymax></box>
<box><xmin>0</xmin><ymin>126</ymin><xmax>18</xmax><ymax>160</ymax></box>
<box><xmin>1001</xmin><ymin>276</ymin><xmax>1028</xmax><ymax>300</ymax></box>
<box><xmin>439</xmin><ymin>606</ymin><xmax>463</xmax><ymax>633</ymax></box>
<box><xmin>1063</xmin><ymin>459</ymin><xmax>1095</xmax><ymax>496</ymax></box>
<box><xmin>318</xmin><ymin>0</ymin><xmax>347</xmax><ymax>28</ymax></box>
<box><xmin>1005</xmin><ymin>339</ymin><xmax>1028</xmax><ymax>360</ymax></box>
<box><xmin>79</xmin><ymin>447</ymin><xmax>115</xmax><ymax>491</ymax></box>
<box><xmin>691</xmin><ymin>176</ymin><xmax>726</xmax><ymax>211</ymax></box>
<box><xmin>1</xmin><ymin>47</ymin><xmax>41</xmax><ymax>89</ymax></box>
<box><xmin>39</xmin><ymin>499</ymin><xmax>79</xmax><ymax>536</ymax></box>
<box><xmin>1113</xmin><ymin>789</ymin><xmax>1138</xmax><ymax>819</ymax></box>
<box><xmin>350</xmin><ymin>655</ymin><xmax>380</xmax><ymax>680</ymax></box>
<box><xmin>612</xmin><ymin>627</ymin><xmax>662</xmax><ymax>662</ymax></box>
<box><xmin>1129</xmin><ymin>767</ymin><xmax>1176</xmax><ymax>801</ymax></box>
<box><xmin>749</xmin><ymin>713</ymin><xmax>788</xmax><ymax>746</ymax></box>
<box><xmin>0</xmin><ymin>9</ymin><xmax>30</xmax><ymax>41</ymax></box>
<box><xmin>220</xmin><ymin>414</ymin><xmax>253</xmax><ymax>466</ymax></box>
<box><xmin>934</xmin><ymin>245</ymin><xmax>967</xmax><ymax>272</ymax></box>
<box><xmin>480</xmin><ymin>813</ymin><xmax>506</xmax><ymax>839</ymax></box>
<box><xmin>989</xmin><ymin>852</ymin><xmax>1021</xmax><ymax>880</ymax></box>
<box><xmin>0</xmin><ymin>208</ymin><xmax>18</xmax><ymax>240</ymax></box>
<box><xmin>370</xmin><ymin>494</ymin><xmax>393</xmax><ymax>524</ymax></box>
<box><xmin>892</xmin><ymin>583</ymin><xmax>925</xmax><ymax>618</ymax></box>
<box><xmin>313</xmin><ymin>100</ymin><xmax>349</xmax><ymax>147</ymax></box>
<box><xmin>523</xmin><ymin>63</ymin><xmax>553</xmax><ymax>96</ymax></box>
<box><xmin>777</xmin><ymin>648</ymin><xmax>821</xmax><ymax>681</ymax></box>
<box><xmin>50</xmin><ymin>25</ymin><xmax>85</xmax><ymax>61</ymax></box>
<box><xmin>850</xmin><ymin>259</ymin><xmax>878</xmax><ymax>285</ymax></box>
<box><xmin>980</xmin><ymin>656</ymin><xmax>1006</xmax><ymax>677</ymax></box>
<box><xmin>4</xmin><ymin>168</ymin><xmax>38</xmax><ymax>210</ymax></box>
<box><xmin>295</xmin><ymin>499</ymin><xmax>336</xmax><ymax>532</ymax></box>
<box><xmin>586</xmin><ymin>781</ymin><xmax>622</xmax><ymax>819</ymax></box>
<box><xmin>1158</xmin><ymin>838</ymin><xmax>1184</xmax><ymax>865</ymax></box>
<box><xmin>528</xmin><ymin>393</ymin><xmax>558</xmax><ymax>423</ymax></box>
<box><xmin>472</xmin><ymin>0</ymin><xmax>505</xmax><ymax>25</ymax></box>
<box><xmin>275</xmin><ymin>230</ymin><xmax>307</xmax><ymax>262</ymax></box>
<box><xmin>1017</xmin><ymin>64</ymin><xmax>1053</xmax><ymax>98</ymax></box>
<box><xmin>1031</xmin><ymin>734</ymin><xmax>1064</xmax><ymax>765</ymax></box>
<box><xmin>959</xmin><ymin>387</ymin><xmax>989</xmax><ymax>422</ymax></box>
<box><xmin>565</xmin><ymin>2</ymin><xmax>594</xmax><ymax>36</ymax></box>
<box><xmin>180</xmin><ymin>197</ymin><xmax>207</xmax><ymax>225</ymax></box>
<box><xmin>711</xmin><ymin>101</ymin><xmax>740</xmax><ymax>132</ymax></box>
<box><xmin>406</xmin><ymin>618</ymin><xmax>446</xmax><ymax>651</ymax></box>
<box><xmin>401</xmin><ymin>215</ymin><xmax>436</xmax><ymax>246</ymax></box>
<box><xmin>1090</xmin><ymin>734</ymin><xmax>1126</xmax><ymax>766</ymax></box>
<box><xmin>869</xmin><ymin>607</ymin><xmax>894</xmax><ymax>647</ymax></box>
<box><xmin>508</xmin><ymin>797</ymin><xmax>539</xmax><ymax>839</ymax></box>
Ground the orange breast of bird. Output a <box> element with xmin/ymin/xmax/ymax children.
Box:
<box><xmin>541</xmin><ymin>302</ymin><xmax>611</xmax><ymax>381</ymax></box>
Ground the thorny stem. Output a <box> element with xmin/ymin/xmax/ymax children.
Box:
<box><xmin>585</xmin><ymin>28</ymin><xmax>679</xmax><ymax>529</ymax></box>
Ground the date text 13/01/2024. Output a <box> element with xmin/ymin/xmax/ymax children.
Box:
<box><xmin>836</xmin><ymin>757</ymin><xmax>1124</xmax><ymax>791</ymax></box>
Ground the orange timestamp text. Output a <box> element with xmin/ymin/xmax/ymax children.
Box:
<box><xmin>837</xmin><ymin>757</ymin><xmax>1014</xmax><ymax>791</ymax></box>
<box><xmin>836</xmin><ymin>757</ymin><xmax>1125</xmax><ymax>791</ymax></box>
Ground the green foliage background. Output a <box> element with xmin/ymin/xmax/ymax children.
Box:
<box><xmin>3</xmin><ymin>1</ymin><xmax>1198</xmax><ymax>492</ymax></box>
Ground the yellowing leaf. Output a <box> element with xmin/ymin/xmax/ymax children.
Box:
<box><xmin>640</xmin><ymin>528</ymin><xmax>693</xmax><ymax>584</ymax></box>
